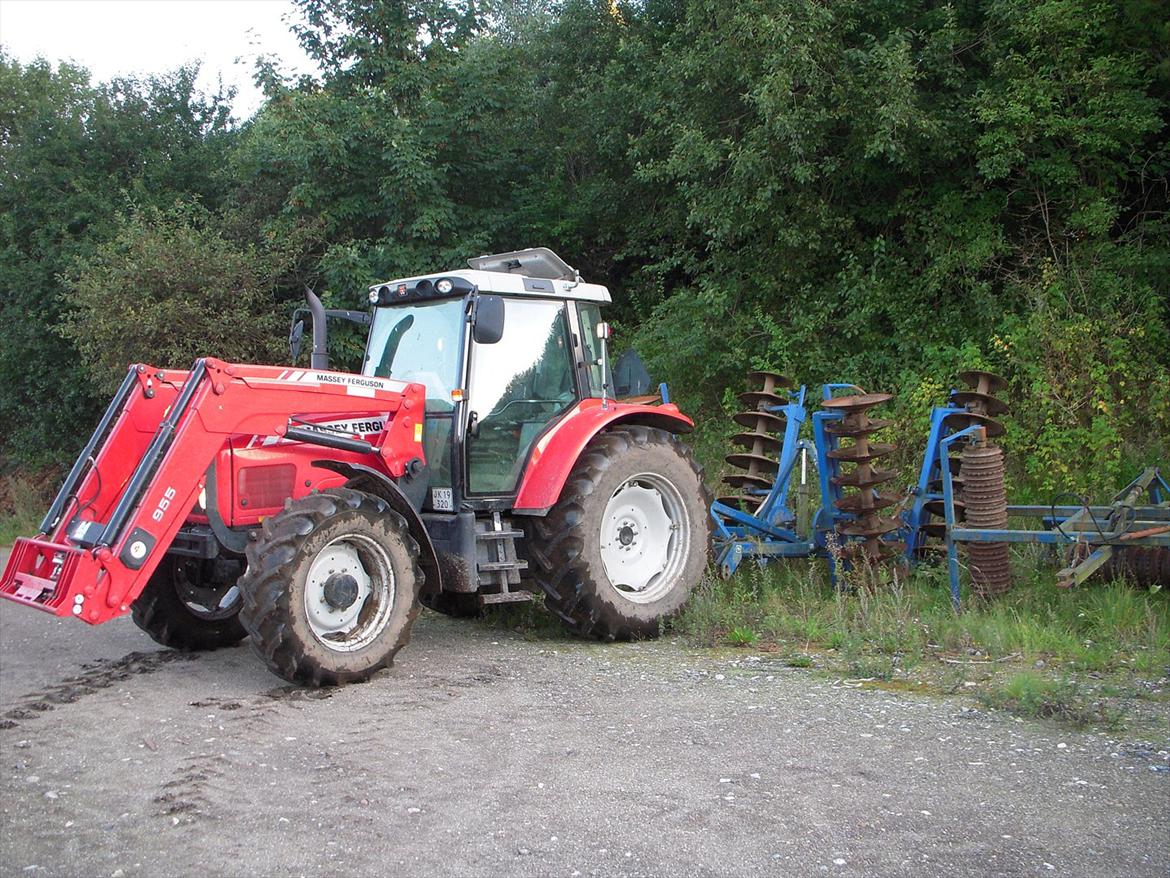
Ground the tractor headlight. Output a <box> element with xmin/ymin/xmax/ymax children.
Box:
<box><xmin>436</xmin><ymin>278</ymin><xmax>454</xmax><ymax>294</ymax></box>
<box><xmin>197</xmin><ymin>487</ymin><xmax>207</xmax><ymax>511</ymax></box>
<box><xmin>368</xmin><ymin>288</ymin><xmax>380</xmax><ymax>304</ymax></box>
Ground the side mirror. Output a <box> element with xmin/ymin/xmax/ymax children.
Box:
<box><xmin>473</xmin><ymin>295</ymin><xmax>505</xmax><ymax>345</ymax></box>
<box><xmin>289</xmin><ymin>318</ymin><xmax>306</xmax><ymax>361</ymax></box>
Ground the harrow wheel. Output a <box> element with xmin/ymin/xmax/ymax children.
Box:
<box><xmin>720</xmin><ymin>371</ymin><xmax>792</xmax><ymax>512</ymax></box>
<box><xmin>822</xmin><ymin>392</ymin><xmax>900</xmax><ymax>567</ymax></box>
<box><xmin>951</xmin><ymin>370</ymin><xmax>1013</xmax><ymax>597</ymax></box>
<box><xmin>1099</xmin><ymin>547</ymin><xmax>1170</xmax><ymax>588</ymax></box>
<box><xmin>237</xmin><ymin>488</ymin><xmax>422</xmax><ymax>686</ymax></box>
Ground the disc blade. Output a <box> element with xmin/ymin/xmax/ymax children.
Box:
<box><xmin>836</xmin><ymin>518</ymin><xmax>901</xmax><ymax>538</ymax></box>
<box><xmin>731</xmin><ymin>410</ymin><xmax>787</xmax><ymax>432</ymax></box>
<box><xmin>944</xmin><ymin>411</ymin><xmax>1005</xmax><ymax>439</ymax></box>
<box><xmin>738</xmin><ymin>390</ymin><xmax>787</xmax><ymax>410</ymax></box>
<box><xmin>826</xmin><ymin>417</ymin><xmax>892</xmax><ymax>437</ymax></box>
<box><xmin>827</xmin><ymin>442</ymin><xmax>897</xmax><ymax>463</ymax></box>
<box><xmin>821</xmin><ymin>392</ymin><xmax>893</xmax><ymax>411</ymax></box>
<box><xmin>833</xmin><ymin>467</ymin><xmax>898</xmax><ymax>489</ymax></box>
<box><xmin>722</xmin><ymin>473</ymin><xmax>774</xmax><ymax>491</ymax></box>
<box><xmin>950</xmin><ymin>390</ymin><xmax>1009</xmax><ymax>416</ymax></box>
<box><xmin>957</xmin><ymin>369</ymin><xmax>1007</xmax><ymax>395</ymax></box>
<box><xmin>924</xmin><ymin>499</ymin><xmax>965</xmax><ymax>517</ymax></box>
<box><xmin>725</xmin><ymin>452</ymin><xmax>779</xmax><ymax>474</ymax></box>
<box><xmin>730</xmin><ymin>431</ymin><xmax>782</xmax><ymax>455</ymax></box>
<box><xmin>747</xmin><ymin>371</ymin><xmax>793</xmax><ymax>391</ymax></box>
<box><xmin>833</xmin><ymin>493</ymin><xmax>899</xmax><ymax>513</ymax></box>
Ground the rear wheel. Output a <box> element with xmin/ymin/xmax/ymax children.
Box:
<box><xmin>527</xmin><ymin>425</ymin><xmax>710</xmax><ymax>640</ymax></box>
<box><xmin>237</xmin><ymin>488</ymin><xmax>422</xmax><ymax>686</ymax></box>
<box><xmin>131</xmin><ymin>554</ymin><xmax>247</xmax><ymax>651</ymax></box>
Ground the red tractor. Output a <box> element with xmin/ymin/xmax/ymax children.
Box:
<box><xmin>1</xmin><ymin>249</ymin><xmax>710</xmax><ymax>686</ymax></box>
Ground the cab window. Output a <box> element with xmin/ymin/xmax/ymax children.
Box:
<box><xmin>466</xmin><ymin>299</ymin><xmax>577</xmax><ymax>494</ymax></box>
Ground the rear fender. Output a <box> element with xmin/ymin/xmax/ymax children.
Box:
<box><xmin>512</xmin><ymin>399</ymin><xmax>694</xmax><ymax>515</ymax></box>
<box><xmin>309</xmin><ymin>460</ymin><xmax>441</xmax><ymax>598</ymax></box>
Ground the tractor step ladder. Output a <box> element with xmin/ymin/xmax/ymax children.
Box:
<box><xmin>475</xmin><ymin>512</ymin><xmax>531</xmax><ymax>606</ymax></box>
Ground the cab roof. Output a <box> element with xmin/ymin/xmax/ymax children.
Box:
<box><xmin>371</xmin><ymin>247</ymin><xmax>612</xmax><ymax>304</ymax></box>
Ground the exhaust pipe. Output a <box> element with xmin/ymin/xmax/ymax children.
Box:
<box><xmin>305</xmin><ymin>285</ymin><xmax>329</xmax><ymax>370</ymax></box>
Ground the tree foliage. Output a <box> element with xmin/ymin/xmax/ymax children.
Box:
<box><xmin>0</xmin><ymin>0</ymin><xmax>1166</xmax><ymax>494</ymax></box>
<box><xmin>60</xmin><ymin>204</ymin><xmax>289</xmax><ymax>394</ymax></box>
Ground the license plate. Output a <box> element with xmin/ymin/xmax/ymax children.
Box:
<box><xmin>431</xmin><ymin>488</ymin><xmax>454</xmax><ymax>512</ymax></box>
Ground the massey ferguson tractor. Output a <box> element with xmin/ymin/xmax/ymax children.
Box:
<box><xmin>0</xmin><ymin>249</ymin><xmax>710</xmax><ymax>686</ymax></box>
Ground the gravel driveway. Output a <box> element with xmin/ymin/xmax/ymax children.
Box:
<box><xmin>1</xmin><ymin>546</ymin><xmax>1167</xmax><ymax>878</ymax></box>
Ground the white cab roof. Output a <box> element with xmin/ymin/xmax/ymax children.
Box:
<box><xmin>373</xmin><ymin>248</ymin><xmax>612</xmax><ymax>303</ymax></box>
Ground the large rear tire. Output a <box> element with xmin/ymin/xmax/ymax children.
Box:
<box><xmin>526</xmin><ymin>425</ymin><xmax>710</xmax><ymax>640</ymax></box>
<box><xmin>131</xmin><ymin>554</ymin><xmax>247</xmax><ymax>651</ymax></box>
<box><xmin>237</xmin><ymin>488</ymin><xmax>422</xmax><ymax>686</ymax></box>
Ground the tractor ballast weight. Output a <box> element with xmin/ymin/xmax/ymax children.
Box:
<box><xmin>1</xmin><ymin>249</ymin><xmax>711</xmax><ymax>686</ymax></box>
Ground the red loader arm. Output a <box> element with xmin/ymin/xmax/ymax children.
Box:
<box><xmin>0</xmin><ymin>358</ymin><xmax>426</xmax><ymax>624</ymax></box>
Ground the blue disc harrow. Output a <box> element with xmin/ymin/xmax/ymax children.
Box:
<box><xmin>710</xmin><ymin>372</ymin><xmax>1170</xmax><ymax>607</ymax></box>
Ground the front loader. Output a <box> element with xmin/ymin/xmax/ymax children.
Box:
<box><xmin>1</xmin><ymin>248</ymin><xmax>710</xmax><ymax>686</ymax></box>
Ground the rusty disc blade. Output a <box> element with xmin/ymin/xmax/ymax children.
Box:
<box><xmin>833</xmin><ymin>467</ymin><xmax>898</xmax><ymax>489</ymax></box>
<box><xmin>723</xmin><ymin>473</ymin><xmax>774</xmax><ymax>491</ymax></box>
<box><xmin>957</xmin><ymin>369</ymin><xmax>1008</xmax><ymax>396</ymax></box>
<box><xmin>924</xmin><ymin>498</ymin><xmax>965</xmax><ymax>517</ymax></box>
<box><xmin>834</xmin><ymin>493</ymin><xmax>899</xmax><ymax>514</ymax></box>
<box><xmin>821</xmin><ymin>392</ymin><xmax>893</xmax><ymax>411</ymax></box>
<box><xmin>747</xmin><ymin>371</ymin><xmax>793</xmax><ymax>391</ymax></box>
<box><xmin>944</xmin><ymin>411</ymin><xmax>1005</xmax><ymax>439</ymax></box>
<box><xmin>731</xmin><ymin>410</ymin><xmax>787</xmax><ymax>432</ymax></box>
<box><xmin>725</xmin><ymin>452</ymin><xmax>779</xmax><ymax>474</ymax></box>
<box><xmin>827</xmin><ymin>442</ymin><xmax>897</xmax><ymax>463</ymax></box>
<box><xmin>730</xmin><ymin>431</ymin><xmax>782</xmax><ymax>455</ymax></box>
<box><xmin>826</xmin><ymin>417</ymin><xmax>892</xmax><ymax>437</ymax></box>
<box><xmin>950</xmin><ymin>390</ymin><xmax>1009</xmax><ymax>417</ymax></box>
<box><xmin>836</xmin><ymin>518</ymin><xmax>901</xmax><ymax>539</ymax></box>
<box><xmin>927</xmin><ymin>478</ymin><xmax>965</xmax><ymax>494</ymax></box>
<box><xmin>738</xmin><ymin>390</ymin><xmax>787</xmax><ymax>411</ymax></box>
<box><xmin>919</xmin><ymin>522</ymin><xmax>948</xmax><ymax>539</ymax></box>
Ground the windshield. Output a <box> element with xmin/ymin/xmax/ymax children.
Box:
<box><xmin>364</xmin><ymin>299</ymin><xmax>464</xmax><ymax>411</ymax></box>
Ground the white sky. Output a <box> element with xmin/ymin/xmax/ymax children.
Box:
<box><xmin>0</xmin><ymin>0</ymin><xmax>318</xmax><ymax>119</ymax></box>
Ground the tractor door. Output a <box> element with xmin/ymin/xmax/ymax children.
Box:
<box><xmin>464</xmin><ymin>299</ymin><xmax>578</xmax><ymax>495</ymax></box>
<box><xmin>365</xmin><ymin>298</ymin><xmax>466</xmax><ymax>509</ymax></box>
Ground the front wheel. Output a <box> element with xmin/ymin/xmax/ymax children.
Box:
<box><xmin>131</xmin><ymin>554</ymin><xmax>247</xmax><ymax>651</ymax></box>
<box><xmin>237</xmin><ymin>488</ymin><xmax>422</xmax><ymax>686</ymax></box>
<box><xmin>527</xmin><ymin>425</ymin><xmax>710</xmax><ymax>640</ymax></box>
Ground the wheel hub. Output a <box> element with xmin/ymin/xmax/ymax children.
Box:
<box><xmin>600</xmin><ymin>479</ymin><xmax>684</xmax><ymax>601</ymax></box>
<box><xmin>322</xmin><ymin>573</ymin><xmax>360</xmax><ymax>610</ymax></box>
<box><xmin>305</xmin><ymin>542</ymin><xmax>375</xmax><ymax>641</ymax></box>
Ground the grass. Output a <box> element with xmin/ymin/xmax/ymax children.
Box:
<box><xmin>674</xmin><ymin>555</ymin><xmax>1169</xmax><ymax>729</ymax></box>
<box><xmin>975</xmin><ymin>671</ymin><xmax>1125</xmax><ymax>728</ymax></box>
<box><xmin>0</xmin><ymin>472</ymin><xmax>50</xmax><ymax>546</ymax></box>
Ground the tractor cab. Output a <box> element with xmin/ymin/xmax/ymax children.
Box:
<box><xmin>363</xmin><ymin>248</ymin><xmax>614</xmax><ymax>514</ymax></box>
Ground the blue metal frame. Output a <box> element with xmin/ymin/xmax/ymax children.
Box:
<box><xmin>710</xmin><ymin>383</ymin><xmax>868</xmax><ymax>583</ymax></box>
<box><xmin>710</xmin><ymin>383</ymin><xmax>1169</xmax><ymax>609</ymax></box>
<box><xmin>711</xmin><ymin>385</ymin><xmax>811</xmax><ymax>577</ymax></box>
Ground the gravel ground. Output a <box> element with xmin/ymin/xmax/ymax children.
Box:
<box><xmin>1</xmin><ymin>546</ymin><xmax>1168</xmax><ymax>878</ymax></box>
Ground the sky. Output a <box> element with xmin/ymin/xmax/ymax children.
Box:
<box><xmin>0</xmin><ymin>0</ymin><xmax>319</xmax><ymax>119</ymax></box>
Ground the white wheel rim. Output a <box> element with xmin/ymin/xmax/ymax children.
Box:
<box><xmin>599</xmin><ymin>472</ymin><xmax>691</xmax><ymax>604</ymax></box>
<box><xmin>304</xmin><ymin>534</ymin><xmax>395</xmax><ymax>652</ymax></box>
